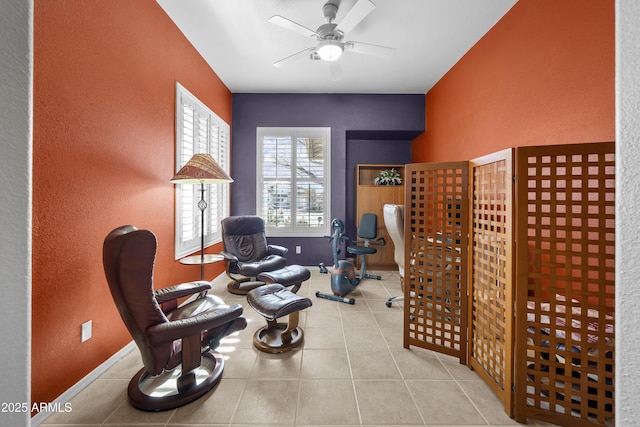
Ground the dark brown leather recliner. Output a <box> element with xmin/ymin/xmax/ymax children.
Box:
<box><xmin>220</xmin><ymin>215</ymin><xmax>288</xmax><ymax>294</ymax></box>
<box><xmin>103</xmin><ymin>225</ymin><xmax>247</xmax><ymax>411</ymax></box>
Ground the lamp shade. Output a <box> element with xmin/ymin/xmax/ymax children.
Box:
<box><xmin>170</xmin><ymin>153</ymin><xmax>233</xmax><ymax>184</ymax></box>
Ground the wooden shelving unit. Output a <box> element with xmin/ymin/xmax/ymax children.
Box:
<box><xmin>355</xmin><ymin>164</ymin><xmax>405</xmax><ymax>270</ymax></box>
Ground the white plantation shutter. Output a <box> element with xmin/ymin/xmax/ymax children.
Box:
<box><xmin>257</xmin><ymin>127</ymin><xmax>331</xmax><ymax>236</ymax></box>
<box><xmin>175</xmin><ymin>83</ymin><xmax>230</xmax><ymax>259</ymax></box>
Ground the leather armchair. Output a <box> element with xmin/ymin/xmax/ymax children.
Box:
<box><xmin>103</xmin><ymin>225</ymin><xmax>247</xmax><ymax>411</ymax></box>
<box><xmin>220</xmin><ymin>215</ymin><xmax>288</xmax><ymax>294</ymax></box>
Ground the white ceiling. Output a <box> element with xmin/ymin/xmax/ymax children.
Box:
<box><xmin>157</xmin><ymin>0</ymin><xmax>517</xmax><ymax>94</ymax></box>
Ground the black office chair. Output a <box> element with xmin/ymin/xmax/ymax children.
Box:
<box><xmin>347</xmin><ymin>213</ymin><xmax>385</xmax><ymax>280</ymax></box>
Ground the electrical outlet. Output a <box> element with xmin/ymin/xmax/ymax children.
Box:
<box><xmin>296</xmin><ymin>246</ymin><xmax>301</xmax><ymax>254</ymax></box>
<box><xmin>81</xmin><ymin>320</ymin><xmax>92</xmax><ymax>342</ymax></box>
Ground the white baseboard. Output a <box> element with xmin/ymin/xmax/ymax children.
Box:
<box><xmin>31</xmin><ymin>341</ymin><xmax>136</xmax><ymax>426</ymax></box>
<box><xmin>31</xmin><ymin>272</ymin><xmax>229</xmax><ymax>426</ymax></box>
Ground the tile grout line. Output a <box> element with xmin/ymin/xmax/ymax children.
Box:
<box><xmin>46</xmin><ymin>269</ymin><xmax>536</xmax><ymax>427</ymax></box>
<box><xmin>294</xmin><ymin>345</ymin><xmax>305</xmax><ymax>427</ymax></box>
<box><xmin>378</xmin><ymin>290</ymin><xmax>429</xmax><ymax>427</ymax></box>
<box><xmin>339</xmin><ymin>296</ymin><xmax>365</xmax><ymax>427</ymax></box>
<box><xmin>434</xmin><ymin>350</ymin><xmax>492</xmax><ymax>426</ymax></box>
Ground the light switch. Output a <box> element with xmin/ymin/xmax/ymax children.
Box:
<box><xmin>81</xmin><ymin>320</ymin><xmax>92</xmax><ymax>342</ymax></box>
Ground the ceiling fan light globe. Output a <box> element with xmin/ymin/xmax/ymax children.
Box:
<box><xmin>317</xmin><ymin>40</ymin><xmax>343</xmax><ymax>61</ymax></box>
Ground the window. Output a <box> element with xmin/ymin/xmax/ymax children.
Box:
<box><xmin>257</xmin><ymin>127</ymin><xmax>331</xmax><ymax>237</ymax></box>
<box><xmin>174</xmin><ymin>83</ymin><xmax>230</xmax><ymax>259</ymax></box>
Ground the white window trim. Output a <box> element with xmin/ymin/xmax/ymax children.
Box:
<box><xmin>174</xmin><ymin>82</ymin><xmax>230</xmax><ymax>259</ymax></box>
<box><xmin>256</xmin><ymin>127</ymin><xmax>331</xmax><ymax>237</ymax></box>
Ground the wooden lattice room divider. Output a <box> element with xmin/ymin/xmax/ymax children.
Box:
<box><xmin>513</xmin><ymin>142</ymin><xmax>615</xmax><ymax>427</ymax></box>
<box><xmin>402</xmin><ymin>142</ymin><xmax>615</xmax><ymax>427</ymax></box>
<box><xmin>468</xmin><ymin>149</ymin><xmax>515</xmax><ymax>417</ymax></box>
<box><xmin>404</xmin><ymin>162</ymin><xmax>469</xmax><ymax>362</ymax></box>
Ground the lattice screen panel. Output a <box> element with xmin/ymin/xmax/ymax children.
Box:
<box><xmin>514</xmin><ymin>142</ymin><xmax>615</xmax><ymax>427</ymax></box>
<box><xmin>404</xmin><ymin>162</ymin><xmax>469</xmax><ymax>362</ymax></box>
<box><xmin>469</xmin><ymin>150</ymin><xmax>514</xmax><ymax>415</ymax></box>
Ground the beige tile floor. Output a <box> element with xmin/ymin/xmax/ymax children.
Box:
<box><xmin>40</xmin><ymin>269</ymin><xmax>559</xmax><ymax>427</ymax></box>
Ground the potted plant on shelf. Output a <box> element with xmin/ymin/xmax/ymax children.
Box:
<box><xmin>374</xmin><ymin>168</ymin><xmax>402</xmax><ymax>186</ymax></box>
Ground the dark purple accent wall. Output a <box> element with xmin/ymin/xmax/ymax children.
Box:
<box><xmin>345</xmin><ymin>138</ymin><xmax>412</xmax><ymax>238</ymax></box>
<box><xmin>231</xmin><ymin>93</ymin><xmax>424</xmax><ymax>266</ymax></box>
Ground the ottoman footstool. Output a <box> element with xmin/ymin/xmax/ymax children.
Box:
<box><xmin>257</xmin><ymin>264</ymin><xmax>311</xmax><ymax>294</ymax></box>
<box><xmin>246</xmin><ymin>284</ymin><xmax>312</xmax><ymax>353</ymax></box>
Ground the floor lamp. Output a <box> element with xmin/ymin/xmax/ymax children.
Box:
<box><xmin>171</xmin><ymin>153</ymin><xmax>233</xmax><ymax>280</ymax></box>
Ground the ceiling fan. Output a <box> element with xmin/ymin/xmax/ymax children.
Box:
<box><xmin>268</xmin><ymin>0</ymin><xmax>395</xmax><ymax>76</ymax></box>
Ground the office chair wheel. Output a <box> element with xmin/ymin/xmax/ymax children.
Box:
<box><xmin>386</xmin><ymin>295</ymin><xmax>404</xmax><ymax>308</ymax></box>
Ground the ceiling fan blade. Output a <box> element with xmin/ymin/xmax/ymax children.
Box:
<box><xmin>335</xmin><ymin>0</ymin><xmax>376</xmax><ymax>34</ymax></box>
<box><xmin>346</xmin><ymin>41</ymin><xmax>395</xmax><ymax>58</ymax></box>
<box><xmin>273</xmin><ymin>47</ymin><xmax>316</xmax><ymax>67</ymax></box>
<box><xmin>269</xmin><ymin>15</ymin><xmax>318</xmax><ymax>39</ymax></box>
<box><xmin>329</xmin><ymin>61</ymin><xmax>343</xmax><ymax>81</ymax></box>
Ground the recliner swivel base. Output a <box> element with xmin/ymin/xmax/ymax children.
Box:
<box><xmin>226</xmin><ymin>275</ymin><xmax>264</xmax><ymax>295</ymax></box>
<box><xmin>128</xmin><ymin>351</ymin><xmax>224</xmax><ymax>411</ymax></box>
<box><xmin>252</xmin><ymin>313</ymin><xmax>305</xmax><ymax>353</ymax></box>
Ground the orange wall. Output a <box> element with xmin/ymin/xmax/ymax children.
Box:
<box><xmin>412</xmin><ymin>0</ymin><xmax>615</xmax><ymax>162</ymax></box>
<box><xmin>33</xmin><ymin>0</ymin><xmax>232</xmax><ymax>407</ymax></box>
